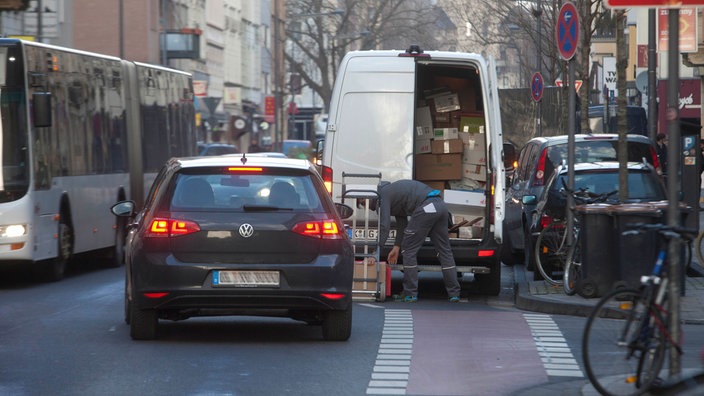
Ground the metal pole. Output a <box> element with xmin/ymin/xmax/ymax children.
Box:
<box><xmin>535</xmin><ymin>0</ymin><xmax>542</xmax><ymax>137</ymax></box>
<box><xmin>567</xmin><ymin>60</ymin><xmax>575</xmax><ymax>246</ymax></box>
<box><xmin>119</xmin><ymin>0</ymin><xmax>124</xmax><ymax>59</ymax></box>
<box><xmin>37</xmin><ymin>0</ymin><xmax>42</xmax><ymax>42</ymax></box>
<box><xmin>666</xmin><ymin>8</ymin><xmax>681</xmax><ymax>377</ymax></box>
<box><xmin>647</xmin><ymin>9</ymin><xmax>657</xmax><ymax>140</ymax></box>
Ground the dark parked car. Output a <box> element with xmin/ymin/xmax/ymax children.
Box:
<box><xmin>524</xmin><ymin>161</ymin><xmax>667</xmax><ymax>279</ymax></box>
<box><xmin>197</xmin><ymin>142</ymin><xmax>239</xmax><ymax>156</ymax></box>
<box><xmin>111</xmin><ymin>154</ymin><xmax>355</xmax><ymax>341</ymax></box>
<box><xmin>502</xmin><ymin>134</ymin><xmax>660</xmax><ymax>268</ymax></box>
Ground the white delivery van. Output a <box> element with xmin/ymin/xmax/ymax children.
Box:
<box><xmin>320</xmin><ymin>45</ymin><xmax>508</xmax><ymax>296</ymax></box>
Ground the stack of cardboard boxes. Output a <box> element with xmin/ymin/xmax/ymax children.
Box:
<box><xmin>414</xmin><ymin>86</ymin><xmax>487</xmax><ymax>240</ymax></box>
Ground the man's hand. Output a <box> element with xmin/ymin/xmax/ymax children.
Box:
<box><xmin>387</xmin><ymin>245</ymin><xmax>400</xmax><ymax>264</ymax></box>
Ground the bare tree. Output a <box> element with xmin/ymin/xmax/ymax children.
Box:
<box><xmin>285</xmin><ymin>0</ymin><xmax>449</xmax><ymax>110</ymax></box>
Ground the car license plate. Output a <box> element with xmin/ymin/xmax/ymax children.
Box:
<box><xmin>351</xmin><ymin>229</ymin><xmax>395</xmax><ymax>240</ymax></box>
<box><xmin>213</xmin><ymin>270</ymin><xmax>280</xmax><ymax>287</ymax></box>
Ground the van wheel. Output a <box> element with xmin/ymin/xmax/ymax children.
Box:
<box><xmin>322</xmin><ymin>306</ymin><xmax>352</xmax><ymax>341</ymax></box>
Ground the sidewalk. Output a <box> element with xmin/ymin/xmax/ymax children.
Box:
<box><xmin>514</xmin><ymin>263</ymin><xmax>704</xmax><ymax>325</ymax></box>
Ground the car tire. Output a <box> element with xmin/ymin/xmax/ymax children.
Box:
<box><xmin>322</xmin><ymin>305</ymin><xmax>352</xmax><ymax>341</ymax></box>
<box><xmin>500</xmin><ymin>229</ymin><xmax>523</xmax><ymax>266</ymax></box>
<box><xmin>109</xmin><ymin>216</ymin><xmax>127</xmax><ymax>268</ymax></box>
<box><xmin>474</xmin><ymin>260</ymin><xmax>501</xmax><ymax>296</ymax></box>
<box><xmin>124</xmin><ymin>274</ymin><xmax>132</xmax><ymax>325</ymax></box>
<box><xmin>45</xmin><ymin>220</ymin><xmax>73</xmax><ymax>282</ymax></box>
<box><xmin>130</xmin><ymin>308</ymin><xmax>158</xmax><ymax>340</ymax></box>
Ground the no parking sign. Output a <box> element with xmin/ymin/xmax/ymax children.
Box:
<box><xmin>556</xmin><ymin>2</ymin><xmax>579</xmax><ymax>61</ymax></box>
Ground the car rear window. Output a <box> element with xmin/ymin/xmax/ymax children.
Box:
<box><xmin>547</xmin><ymin>141</ymin><xmax>653</xmax><ymax>168</ymax></box>
<box><xmin>169</xmin><ymin>170</ymin><xmax>324</xmax><ymax>212</ymax></box>
<box><xmin>555</xmin><ymin>170</ymin><xmax>665</xmax><ymax>201</ymax></box>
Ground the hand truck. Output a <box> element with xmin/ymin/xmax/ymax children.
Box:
<box><xmin>340</xmin><ymin>172</ymin><xmax>389</xmax><ymax>302</ymax></box>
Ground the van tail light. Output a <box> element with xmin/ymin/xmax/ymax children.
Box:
<box><xmin>293</xmin><ymin>219</ymin><xmax>343</xmax><ymax>239</ymax></box>
<box><xmin>489</xmin><ymin>174</ymin><xmax>495</xmax><ymax>225</ymax></box>
<box><xmin>649</xmin><ymin>146</ymin><xmax>662</xmax><ymax>175</ymax></box>
<box><xmin>322</xmin><ymin>165</ymin><xmax>333</xmax><ymax>196</ymax></box>
<box><xmin>533</xmin><ymin>148</ymin><xmax>548</xmax><ymax>186</ymax></box>
<box><xmin>146</xmin><ymin>217</ymin><xmax>200</xmax><ymax>237</ymax></box>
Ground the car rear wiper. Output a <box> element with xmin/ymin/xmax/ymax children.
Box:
<box><xmin>242</xmin><ymin>204</ymin><xmax>293</xmax><ymax>211</ymax></box>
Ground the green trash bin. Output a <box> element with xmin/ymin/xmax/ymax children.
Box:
<box><xmin>576</xmin><ymin>203</ymin><xmax>617</xmax><ymax>298</ymax></box>
<box><xmin>611</xmin><ymin>203</ymin><xmax>663</xmax><ymax>290</ymax></box>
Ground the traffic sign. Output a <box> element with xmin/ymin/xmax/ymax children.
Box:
<box><xmin>606</xmin><ymin>0</ymin><xmax>704</xmax><ymax>8</ymax></box>
<box><xmin>556</xmin><ymin>2</ymin><xmax>579</xmax><ymax>61</ymax></box>
<box><xmin>531</xmin><ymin>72</ymin><xmax>544</xmax><ymax>102</ymax></box>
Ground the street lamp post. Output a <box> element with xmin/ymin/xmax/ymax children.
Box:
<box><xmin>533</xmin><ymin>0</ymin><xmax>542</xmax><ymax>137</ymax></box>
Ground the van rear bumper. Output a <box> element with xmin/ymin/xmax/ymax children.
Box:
<box><xmin>383</xmin><ymin>235</ymin><xmax>500</xmax><ymax>272</ymax></box>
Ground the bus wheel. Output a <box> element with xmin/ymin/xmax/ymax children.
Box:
<box><xmin>110</xmin><ymin>216</ymin><xmax>127</xmax><ymax>268</ymax></box>
<box><xmin>46</xmin><ymin>221</ymin><xmax>73</xmax><ymax>282</ymax></box>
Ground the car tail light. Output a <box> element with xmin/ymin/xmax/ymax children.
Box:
<box><xmin>321</xmin><ymin>166</ymin><xmax>333</xmax><ymax>195</ymax></box>
<box><xmin>533</xmin><ymin>148</ymin><xmax>548</xmax><ymax>186</ymax></box>
<box><xmin>649</xmin><ymin>146</ymin><xmax>662</xmax><ymax>175</ymax></box>
<box><xmin>477</xmin><ymin>250</ymin><xmax>495</xmax><ymax>257</ymax></box>
<box><xmin>292</xmin><ymin>219</ymin><xmax>343</xmax><ymax>239</ymax></box>
<box><xmin>539</xmin><ymin>214</ymin><xmax>555</xmax><ymax>230</ymax></box>
<box><xmin>320</xmin><ymin>292</ymin><xmax>346</xmax><ymax>300</ymax></box>
<box><xmin>228</xmin><ymin>166</ymin><xmax>263</xmax><ymax>172</ymax></box>
<box><xmin>146</xmin><ymin>217</ymin><xmax>200</xmax><ymax>237</ymax></box>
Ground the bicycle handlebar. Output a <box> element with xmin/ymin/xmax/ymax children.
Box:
<box><xmin>560</xmin><ymin>179</ymin><xmax>618</xmax><ymax>205</ymax></box>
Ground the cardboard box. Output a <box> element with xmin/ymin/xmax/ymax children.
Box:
<box><xmin>462</xmin><ymin>163</ymin><xmax>487</xmax><ymax>182</ymax></box>
<box><xmin>433</xmin><ymin>128</ymin><xmax>459</xmax><ymax>140</ymax></box>
<box><xmin>432</xmin><ymin>92</ymin><xmax>461</xmax><ymax>113</ymax></box>
<box><xmin>415</xmin><ymin>106</ymin><xmax>433</xmax><ymax>131</ymax></box>
<box><xmin>423</xmin><ymin>181</ymin><xmax>447</xmax><ymax>191</ymax></box>
<box><xmin>353</xmin><ymin>259</ymin><xmax>386</xmax><ymax>291</ymax></box>
<box><xmin>459</xmin><ymin>114</ymin><xmax>485</xmax><ymax>134</ymax></box>
<box><xmin>415</xmin><ymin>138</ymin><xmax>432</xmax><ymax>154</ymax></box>
<box><xmin>415</xmin><ymin>153</ymin><xmax>462</xmax><ymax>181</ymax></box>
<box><xmin>462</xmin><ymin>132</ymin><xmax>486</xmax><ymax>165</ymax></box>
<box><xmin>431</xmin><ymin>138</ymin><xmax>463</xmax><ymax>154</ymax></box>
<box><xmin>444</xmin><ymin>189</ymin><xmax>486</xmax><ymax>207</ymax></box>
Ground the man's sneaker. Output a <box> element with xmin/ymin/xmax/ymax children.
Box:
<box><xmin>393</xmin><ymin>294</ymin><xmax>417</xmax><ymax>303</ymax></box>
<box><xmin>449</xmin><ymin>296</ymin><xmax>461</xmax><ymax>303</ymax></box>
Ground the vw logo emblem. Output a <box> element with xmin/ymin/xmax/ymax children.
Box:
<box><xmin>239</xmin><ymin>223</ymin><xmax>254</xmax><ymax>238</ymax></box>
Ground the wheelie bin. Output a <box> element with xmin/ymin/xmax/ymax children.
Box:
<box><xmin>610</xmin><ymin>203</ymin><xmax>663</xmax><ymax>290</ymax></box>
<box><xmin>576</xmin><ymin>203</ymin><xmax>617</xmax><ymax>299</ymax></box>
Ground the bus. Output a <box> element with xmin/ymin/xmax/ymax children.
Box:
<box><xmin>0</xmin><ymin>38</ymin><xmax>196</xmax><ymax>281</ymax></box>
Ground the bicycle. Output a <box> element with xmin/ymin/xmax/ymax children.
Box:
<box><xmin>533</xmin><ymin>182</ymin><xmax>616</xmax><ymax>292</ymax></box>
<box><xmin>582</xmin><ymin>222</ymin><xmax>698</xmax><ymax>396</ymax></box>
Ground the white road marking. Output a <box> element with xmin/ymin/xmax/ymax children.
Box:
<box><xmin>367</xmin><ymin>309</ymin><xmax>412</xmax><ymax>395</ymax></box>
<box><xmin>523</xmin><ymin>313</ymin><xmax>584</xmax><ymax>378</ymax></box>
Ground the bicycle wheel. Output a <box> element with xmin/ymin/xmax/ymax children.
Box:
<box><xmin>582</xmin><ymin>288</ymin><xmax>667</xmax><ymax>396</ymax></box>
<box><xmin>534</xmin><ymin>221</ymin><xmax>567</xmax><ymax>285</ymax></box>
<box><xmin>563</xmin><ymin>231</ymin><xmax>581</xmax><ymax>296</ymax></box>
<box><xmin>696</xmin><ymin>230</ymin><xmax>704</xmax><ymax>268</ymax></box>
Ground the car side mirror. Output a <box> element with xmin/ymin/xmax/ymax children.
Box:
<box><xmin>111</xmin><ymin>200</ymin><xmax>136</xmax><ymax>217</ymax></box>
<box><xmin>522</xmin><ymin>195</ymin><xmax>537</xmax><ymax>205</ymax></box>
<box><xmin>335</xmin><ymin>203</ymin><xmax>354</xmax><ymax>219</ymax></box>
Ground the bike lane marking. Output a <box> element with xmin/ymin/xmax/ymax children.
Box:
<box><xmin>407</xmin><ymin>310</ymin><xmax>548</xmax><ymax>395</ymax></box>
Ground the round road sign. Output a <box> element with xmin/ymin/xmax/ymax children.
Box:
<box><xmin>556</xmin><ymin>2</ymin><xmax>579</xmax><ymax>61</ymax></box>
<box><xmin>531</xmin><ymin>72</ymin><xmax>544</xmax><ymax>102</ymax></box>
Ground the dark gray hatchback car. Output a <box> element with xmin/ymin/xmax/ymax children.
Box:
<box><xmin>502</xmin><ymin>134</ymin><xmax>660</xmax><ymax>269</ymax></box>
<box><xmin>111</xmin><ymin>154</ymin><xmax>355</xmax><ymax>341</ymax></box>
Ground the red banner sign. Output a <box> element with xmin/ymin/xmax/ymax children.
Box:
<box><xmin>606</xmin><ymin>0</ymin><xmax>704</xmax><ymax>7</ymax></box>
